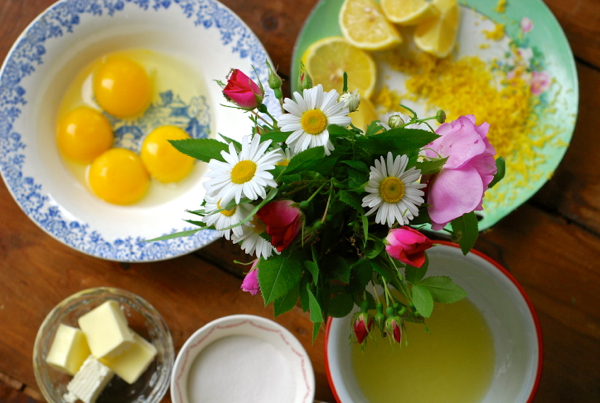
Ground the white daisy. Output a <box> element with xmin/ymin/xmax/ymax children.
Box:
<box><xmin>379</xmin><ymin>112</ymin><xmax>427</xmax><ymax>130</ymax></box>
<box><xmin>203</xmin><ymin>135</ymin><xmax>281</xmax><ymax>205</ymax></box>
<box><xmin>232</xmin><ymin>215</ymin><xmax>278</xmax><ymax>259</ymax></box>
<box><xmin>362</xmin><ymin>152</ymin><xmax>426</xmax><ymax>227</ymax></box>
<box><xmin>275</xmin><ymin>147</ymin><xmax>295</xmax><ymax>167</ymax></box>
<box><xmin>202</xmin><ymin>194</ymin><xmax>253</xmax><ymax>240</ymax></box>
<box><xmin>279</xmin><ymin>84</ymin><xmax>351</xmax><ymax>156</ymax></box>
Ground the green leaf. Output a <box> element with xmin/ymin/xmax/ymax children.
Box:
<box><xmin>327</xmin><ymin>256</ymin><xmax>352</xmax><ymax>284</ymax></box>
<box><xmin>307</xmin><ymin>286</ymin><xmax>324</xmax><ymax>323</ymax></box>
<box><xmin>284</xmin><ymin>147</ymin><xmax>325</xmax><ymax>175</ymax></box>
<box><xmin>409</xmin><ymin>207</ymin><xmax>431</xmax><ymax>225</ymax></box>
<box><xmin>347</xmin><ymin>168</ymin><xmax>369</xmax><ymax>189</ymax></box>
<box><xmin>451</xmin><ymin>212</ymin><xmax>479</xmax><ymax>255</ymax></box>
<box><xmin>258</xmin><ymin>250</ymin><xmax>303</xmax><ymax>304</ymax></box>
<box><xmin>299</xmin><ymin>275</ymin><xmax>310</xmax><ymax>312</ymax></box>
<box><xmin>169</xmin><ymin>138</ymin><xmax>228</xmax><ymax>163</ymax></box>
<box><xmin>339</xmin><ymin>191</ymin><xmax>365</xmax><ymax>215</ymax></box>
<box><xmin>420</xmin><ymin>276</ymin><xmax>467</xmax><ymax>303</ymax></box>
<box><xmin>357</xmin><ymin>128</ymin><xmax>439</xmax><ymax>155</ymax></box>
<box><xmin>350</xmin><ymin>260</ymin><xmax>373</xmax><ymax>292</ymax></box>
<box><xmin>312</xmin><ymin>321</ymin><xmax>322</xmax><ymax>343</ymax></box>
<box><xmin>342</xmin><ymin>160</ymin><xmax>369</xmax><ymax>172</ymax></box>
<box><xmin>412</xmin><ymin>284</ymin><xmax>434</xmax><ymax>318</ymax></box>
<box><xmin>405</xmin><ymin>255</ymin><xmax>429</xmax><ymax>284</ymax></box>
<box><xmin>273</xmin><ymin>285</ymin><xmax>300</xmax><ymax>317</ymax></box>
<box><xmin>144</xmin><ymin>229</ymin><xmax>201</xmax><ymax>242</ymax></box>
<box><xmin>304</xmin><ymin>260</ymin><xmax>319</xmax><ymax>285</ymax></box>
<box><xmin>328</xmin><ymin>293</ymin><xmax>355</xmax><ymax>318</ymax></box>
<box><xmin>218</xmin><ymin>134</ymin><xmax>241</xmax><ymax>150</ymax></box>
<box><xmin>365</xmin><ymin>120</ymin><xmax>384</xmax><ymax>136</ymax></box>
<box><xmin>365</xmin><ymin>238</ymin><xmax>385</xmax><ymax>259</ymax></box>
<box><xmin>488</xmin><ymin>157</ymin><xmax>506</xmax><ymax>188</ymax></box>
<box><xmin>415</xmin><ymin>157</ymin><xmax>448</xmax><ymax>175</ymax></box>
<box><xmin>309</xmin><ymin>156</ymin><xmax>338</xmax><ymax>176</ymax></box>
<box><xmin>328</xmin><ymin>124</ymin><xmax>355</xmax><ymax>138</ymax></box>
<box><xmin>371</xmin><ymin>259</ymin><xmax>403</xmax><ymax>292</ymax></box>
<box><xmin>261</xmin><ymin>130</ymin><xmax>289</xmax><ymax>144</ymax></box>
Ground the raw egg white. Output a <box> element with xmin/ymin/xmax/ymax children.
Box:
<box><xmin>56</xmin><ymin>49</ymin><xmax>210</xmax><ymax>206</ymax></box>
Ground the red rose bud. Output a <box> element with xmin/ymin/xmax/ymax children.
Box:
<box><xmin>297</xmin><ymin>62</ymin><xmax>313</xmax><ymax>92</ymax></box>
<box><xmin>222</xmin><ymin>69</ymin><xmax>264</xmax><ymax>110</ymax></box>
<box><xmin>386</xmin><ymin>316</ymin><xmax>403</xmax><ymax>344</ymax></box>
<box><xmin>256</xmin><ymin>200</ymin><xmax>302</xmax><ymax>252</ymax></box>
<box><xmin>241</xmin><ymin>260</ymin><xmax>260</xmax><ymax>295</ymax></box>
<box><xmin>353</xmin><ymin>312</ymin><xmax>373</xmax><ymax>344</ymax></box>
<box><xmin>385</xmin><ymin>226</ymin><xmax>433</xmax><ymax>268</ymax></box>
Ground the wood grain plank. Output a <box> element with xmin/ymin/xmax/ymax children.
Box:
<box><xmin>532</xmin><ymin>62</ymin><xmax>600</xmax><ymax>234</ymax></box>
<box><xmin>544</xmin><ymin>0</ymin><xmax>600</xmax><ymax>68</ymax></box>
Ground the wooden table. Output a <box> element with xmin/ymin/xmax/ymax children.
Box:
<box><xmin>1</xmin><ymin>0</ymin><xmax>599</xmax><ymax>402</ymax></box>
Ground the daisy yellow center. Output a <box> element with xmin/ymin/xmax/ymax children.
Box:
<box><xmin>276</xmin><ymin>159</ymin><xmax>290</xmax><ymax>167</ymax></box>
<box><xmin>231</xmin><ymin>160</ymin><xmax>257</xmax><ymax>184</ymax></box>
<box><xmin>251</xmin><ymin>215</ymin><xmax>266</xmax><ymax>234</ymax></box>
<box><xmin>380</xmin><ymin>177</ymin><xmax>405</xmax><ymax>204</ymax></box>
<box><xmin>301</xmin><ymin>109</ymin><xmax>328</xmax><ymax>135</ymax></box>
<box><xmin>217</xmin><ymin>200</ymin><xmax>236</xmax><ymax>217</ymax></box>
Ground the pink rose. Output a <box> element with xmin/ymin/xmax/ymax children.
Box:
<box><xmin>425</xmin><ymin>115</ymin><xmax>497</xmax><ymax>230</ymax></box>
<box><xmin>353</xmin><ymin>312</ymin><xmax>373</xmax><ymax>344</ymax></box>
<box><xmin>256</xmin><ymin>200</ymin><xmax>302</xmax><ymax>252</ymax></box>
<box><xmin>530</xmin><ymin>71</ymin><xmax>551</xmax><ymax>96</ymax></box>
<box><xmin>386</xmin><ymin>227</ymin><xmax>433</xmax><ymax>268</ymax></box>
<box><xmin>241</xmin><ymin>260</ymin><xmax>260</xmax><ymax>295</ymax></box>
<box><xmin>223</xmin><ymin>69</ymin><xmax>264</xmax><ymax>109</ymax></box>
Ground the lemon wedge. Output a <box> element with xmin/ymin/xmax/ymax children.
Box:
<box><xmin>349</xmin><ymin>98</ymin><xmax>379</xmax><ymax>131</ymax></box>
<box><xmin>414</xmin><ymin>0</ymin><xmax>460</xmax><ymax>58</ymax></box>
<box><xmin>302</xmin><ymin>37</ymin><xmax>377</xmax><ymax>98</ymax></box>
<box><xmin>339</xmin><ymin>0</ymin><xmax>402</xmax><ymax>51</ymax></box>
<box><xmin>381</xmin><ymin>0</ymin><xmax>439</xmax><ymax>25</ymax></box>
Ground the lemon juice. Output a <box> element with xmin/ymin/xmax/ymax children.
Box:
<box><xmin>351</xmin><ymin>298</ymin><xmax>495</xmax><ymax>403</ymax></box>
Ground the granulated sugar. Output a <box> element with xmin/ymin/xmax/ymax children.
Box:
<box><xmin>187</xmin><ymin>335</ymin><xmax>295</xmax><ymax>403</ymax></box>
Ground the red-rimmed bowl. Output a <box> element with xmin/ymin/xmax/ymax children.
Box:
<box><xmin>325</xmin><ymin>242</ymin><xmax>543</xmax><ymax>403</ymax></box>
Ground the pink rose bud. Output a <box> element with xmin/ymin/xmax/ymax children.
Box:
<box><xmin>223</xmin><ymin>69</ymin><xmax>264</xmax><ymax>110</ymax></box>
<box><xmin>530</xmin><ymin>70</ymin><xmax>551</xmax><ymax>96</ymax></box>
<box><xmin>386</xmin><ymin>227</ymin><xmax>433</xmax><ymax>268</ymax></box>
<box><xmin>256</xmin><ymin>200</ymin><xmax>303</xmax><ymax>252</ymax></box>
<box><xmin>241</xmin><ymin>260</ymin><xmax>260</xmax><ymax>295</ymax></box>
<box><xmin>386</xmin><ymin>316</ymin><xmax>403</xmax><ymax>344</ymax></box>
<box><xmin>424</xmin><ymin>115</ymin><xmax>497</xmax><ymax>230</ymax></box>
<box><xmin>353</xmin><ymin>312</ymin><xmax>373</xmax><ymax>344</ymax></box>
<box><xmin>521</xmin><ymin>17</ymin><xmax>533</xmax><ymax>33</ymax></box>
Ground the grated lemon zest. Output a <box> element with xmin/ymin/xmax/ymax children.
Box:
<box><xmin>483</xmin><ymin>23</ymin><xmax>505</xmax><ymax>41</ymax></box>
<box><xmin>495</xmin><ymin>0</ymin><xmax>507</xmax><ymax>13</ymax></box>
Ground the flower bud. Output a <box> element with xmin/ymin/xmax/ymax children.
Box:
<box><xmin>374</xmin><ymin>303</ymin><xmax>386</xmax><ymax>333</ymax></box>
<box><xmin>339</xmin><ymin>89</ymin><xmax>360</xmax><ymax>113</ymax></box>
<box><xmin>436</xmin><ymin>109</ymin><xmax>447</xmax><ymax>124</ymax></box>
<box><xmin>222</xmin><ymin>69</ymin><xmax>264</xmax><ymax>110</ymax></box>
<box><xmin>353</xmin><ymin>311</ymin><xmax>373</xmax><ymax>345</ymax></box>
<box><xmin>388</xmin><ymin>114</ymin><xmax>405</xmax><ymax>129</ymax></box>
<box><xmin>241</xmin><ymin>260</ymin><xmax>260</xmax><ymax>295</ymax></box>
<box><xmin>297</xmin><ymin>62</ymin><xmax>313</xmax><ymax>92</ymax></box>
<box><xmin>266</xmin><ymin>60</ymin><xmax>283</xmax><ymax>91</ymax></box>
<box><xmin>385</xmin><ymin>316</ymin><xmax>403</xmax><ymax>344</ymax></box>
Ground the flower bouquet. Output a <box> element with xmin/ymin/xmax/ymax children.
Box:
<box><xmin>152</xmin><ymin>63</ymin><xmax>505</xmax><ymax>346</ymax></box>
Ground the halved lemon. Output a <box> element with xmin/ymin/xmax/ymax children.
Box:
<box><xmin>349</xmin><ymin>98</ymin><xmax>379</xmax><ymax>131</ymax></box>
<box><xmin>302</xmin><ymin>37</ymin><xmax>377</xmax><ymax>98</ymax></box>
<box><xmin>381</xmin><ymin>0</ymin><xmax>439</xmax><ymax>25</ymax></box>
<box><xmin>339</xmin><ymin>0</ymin><xmax>402</xmax><ymax>51</ymax></box>
<box><xmin>414</xmin><ymin>0</ymin><xmax>460</xmax><ymax>58</ymax></box>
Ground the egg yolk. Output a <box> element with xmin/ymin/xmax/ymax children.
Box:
<box><xmin>88</xmin><ymin>148</ymin><xmax>149</xmax><ymax>205</ymax></box>
<box><xmin>56</xmin><ymin>107</ymin><xmax>113</xmax><ymax>164</ymax></box>
<box><xmin>93</xmin><ymin>57</ymin><xmax>151</xmax><ymax>118</ymax></box>
<box><xmin>140</xmin><ymin>126</ymin><xmax>195</xmax><ymax>183</ymax></box>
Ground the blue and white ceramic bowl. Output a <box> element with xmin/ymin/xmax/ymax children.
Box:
<box><xmin>0</xmin><ymin>0</ymin><xmax>278</xmax><ymax>261</ymax></box>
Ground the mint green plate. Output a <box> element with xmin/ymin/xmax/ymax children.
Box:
<box><xmin>291</xmin><ymin>0</ymin><xmax>578</xmax><ymax>231</ymax></box>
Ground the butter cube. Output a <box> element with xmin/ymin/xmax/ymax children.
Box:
<box><xmin>100</xmin><ymin>331</ymin><xmax>157</xmax><ymax>384</ymax></box>
<box><xmin>65</xmin><ymin>356</ymin><xmax>114</xmax><ymax>403</ymax></box>
<box><xmin>78</xmin><ymin>300</ymin><xmax>134</xmax><ymax>359</ymax></box>
<box><xmin>46</xmin><ymin>324</ymin><xmax>91</xmax><ymax>376</ymax></box>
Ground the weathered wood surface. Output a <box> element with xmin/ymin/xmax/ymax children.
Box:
<box><xmin>1</xmin><ymin>0</ymin><xmax>600</xmax><ymax>402</ymax></box>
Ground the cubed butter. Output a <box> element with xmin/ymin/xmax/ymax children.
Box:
<box><xmin>46</xmin><ymin>324</ymin><xmax>91</xmax><ymax>376</ymax></box>
<box><xmin>78</xmin><ymin>300</ymin><xmax>134</xmax><ymax>359</ymax></box>
<box><xmin>65</xmin><ymin>356</ymin><xmax>114</xmax><ymax>403</ymax></box>
<box><xmin>100</xmin><ymin>331</ymin><xmax>157</xmax><ymax>384</ymax></box>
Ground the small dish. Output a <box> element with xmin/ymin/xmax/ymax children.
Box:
<box><xmin>171</xmin><ymin>314</ymin><xmax>315</xmax><ymax>403</ymax></box>
<box><xmin>33</xmin><ymin>287</ymin><xmax>174</xmax><ymax>403</ymax></box>
<box><xmin>0</xmin><ymin>0</ymin><xmax>278</xmax><ymax>261</ymax></box>
<box><xmin>325</xmin><ymin>242</ymin><xmax>543</xmax><ymax>403</ymax></box>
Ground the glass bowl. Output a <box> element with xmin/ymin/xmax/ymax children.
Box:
<box><xmin>33</xmin><ymin>287</ymin><xmax>174</xmax><ymax>403</ymax></box>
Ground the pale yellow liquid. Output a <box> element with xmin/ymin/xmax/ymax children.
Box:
<box><xmin>351</xmin><ymin>299</ymin><xmax>495</xmax><ymax>403</ymax></box>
